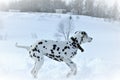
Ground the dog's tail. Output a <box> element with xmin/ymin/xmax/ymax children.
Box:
<box><xmin>16</xmin><ymin>43</ymin><xmax>30</xmax><ymax>51</ymax></box>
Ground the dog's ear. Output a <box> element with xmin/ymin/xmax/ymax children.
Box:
<box><xmin>81</xmin><ymin>31</ymin><xmax>86</xmax><ymax>35</ymax></box>
<box><xmin>77</xmin><ymin>44</ymin><xmax>84</xmax><ymax>52</ymax></box>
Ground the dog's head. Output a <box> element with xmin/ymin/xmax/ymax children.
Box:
<box><xmin>71</xmin><ymin>31</ymin><xmax>92</xmax><ymax>44</ymax></box>
<box><xmin>70</xmin><ymin>31</ymin><xmax>92</xmax><ymax>52</ymax></box>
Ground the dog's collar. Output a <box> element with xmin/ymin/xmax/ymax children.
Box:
<box><xmin>71</xmin><ymin>37</ymin><xmax>78</xmax><ymax>43</ymax></box>
<box><xmin>70</xmin><ymin>37</ymin><xmax>84</xmax><ymax>52</ymax></box>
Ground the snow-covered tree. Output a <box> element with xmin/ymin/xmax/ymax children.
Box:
<box><xmin>73</xmin><ymin>0</ymin><xmax>84</xmax><ymax>15</ymax></box>
<box><xmin>94</xmin><ymin>0</ymin><xmax>108</xmax><ymax>18</ymax></box>
<box><xmin>110</xmin><ymin>2</ymin><xmax>119</xmax><ymax>20</ymax></box>
<box><xmin>84</xmin><ymin>0</ymin><xmax>95</xmax><ymax>16</ymax></box>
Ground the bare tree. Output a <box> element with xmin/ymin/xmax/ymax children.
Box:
<box><xmin>94</xmin><ymin>0</ymin><xmax>108</xmax><ymax>18</ymax></box>
<box><xmin>55</xmin><ymin>16</ymin><xmax>74</xmax><ymax>41</ymax></box>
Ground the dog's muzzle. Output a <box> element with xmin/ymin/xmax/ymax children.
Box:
<box><xmin>88</xmin><ymin>37</ymin><xmax>93</xmax><ymax>42</ymax></box>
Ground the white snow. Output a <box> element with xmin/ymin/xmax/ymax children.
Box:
<box><xmin>0</xmin><ymin>12</ymin><xmax>120</xmax><ymax>80</ymax></box>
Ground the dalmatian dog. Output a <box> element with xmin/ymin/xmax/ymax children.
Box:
<box><xmin>16</xmin><ymin>31</ymin><xmax>92</xmax><ymax>78</ymax></box>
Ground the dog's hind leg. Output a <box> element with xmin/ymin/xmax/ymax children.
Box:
<box><xmin>31</xmin><ymin>52</ymin><xmax>44</xmax><ymax>78</ymax></box>
<box><xmin>64</xmin><ymin>58</ymin><xmax>77</xmax><ymax>77</ymax></box>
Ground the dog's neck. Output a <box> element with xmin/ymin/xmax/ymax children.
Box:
<box><xmin>70</xmin><ymin>37</ymin><xmax>84</xmax><ymax>52</ymax></box>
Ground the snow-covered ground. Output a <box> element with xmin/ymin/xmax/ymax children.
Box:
<box><xmin>0</xmin><ymin>12</ymin><xmax>120</xmax><ymax>80</ymax></box>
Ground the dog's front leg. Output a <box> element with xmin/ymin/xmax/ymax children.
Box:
<box><xmin>64</xmin><ymin>58</ymin><xmax>77</xmax><ymax>77</ymax></box>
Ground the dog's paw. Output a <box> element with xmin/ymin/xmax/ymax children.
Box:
<box><xmin>66</xmin><ymin>72</ymin><xmax>71</xmax><ymax>78</ymax></box>
<box><xmin>31</xmin><ymin>70</ymin><xmax>37</xmax><ymax>78</ymax></box>
<box><xmin>33</xmin><ymin>75</ymin><xmax>37</xmax><ymax>78</ymax></box>
<box><xmin>66</xmin><ymin>71</ymin><xmax>73</xmax><ymax>78</ymax></box>
<box><xmin>66</xmin><ymin>69</ymin><xmax>77</xmax><ymax>78</ymax></box>
<box><xmin>73</xmin><ymin>69</ymin><xmax>77</xmax><ymax>75</ymax></box>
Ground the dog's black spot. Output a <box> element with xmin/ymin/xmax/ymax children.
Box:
<box><xmin>53</xmin><ymin>44</ymin><xmax>57</xmax><ymax>50</ymax></box>
<box><xmin>58</xmin><ymin>52</ymin><xmax>61</xmax><ymax>54</ymax></box>
<box><xmin>64</xmin><ymin>46</ymin><xmax>68</xmax><ymax>50</ymax></box>
<box><xmin>64</xmin><ymin>52</ymin><xmax>67</xmax><ymax>55</ymax></box>
<box><xmin>59</xmin><ymin>58</ymin><xmax>63</xmax><ymax>61</ymax></box>
<box><xmin>33</xmin><ymin>47</ymin><xmax>40</xmax><ymax>53</ymax></box>
<box><xmin>72</xmin><ymin>51</ymin><xmax>77</xmax><ymax>56</ymax></box>
<box><xmin>43</xmin><ymin>46</ymin><xmax>47</xmax><ymax>49</ymax></box>
<box><xmin>41</xmin><ymin>57</ymin><xmax>43</xmax><ymax>60</ymax></box>
<box><xmin>67</xmin><ymin>46</ymin><xmax>70</xmax><ymax>49</ymax></box>
<box><xmin>53</xmin><ymin>57</ymin><xmax>63</xmax><ymax>62</ymax></box>
<box><xmin>68</xmin><ymin>46</ymin><xmax>70</xmax><ymax>49</ymax></box>
<box><xmin>30</xmin><ymin>55</ymin><xmax>32</xmax><ymax>57</ymax></box>
<box><xmin>66</xmin><ymin>63</ymin><xmax>70</xmax><ymax>66</ymax></box>
<box><xmin>45</xmin><ymin>53</ymin><xmax>49</xmax><ymax>56</ymax></box>
<box><xmin>38</xmin><ymin>59</ymin><xmax>40</xmax><ymax>61</ymax></box>
<box><xmin>38</xmin><ymin>42</ymin><xmax>43</xmax><ymax>45</ymax></box>
<box><xmin>57</xmin><ymin>47</ymin><xmax>60</xmax><ymax>51</ymax></box>
<box><xmin>62</xmin><ymin>46</ymin><xmax>70</xmax><ymax>51</ymax></box>
<box><xmin>36</xmin><ymin>45</ymin><xmax>38</xmax><ymax>47</ymax></box>
<box><xmin>46</xmin><ymin>54</ymin><xmax>49</xmax><ymax>56</ymax></box>
<box><xmin>71</xmin><ymin>42</ymin><xmax>77</xmax><ymax>48</ymax></box>
<box><xmin>33</xmin><ymin>53</ymin><xmax>36</xmax><ymax>57</ymax></box>
<box><xmin>43</xmin><ymin>46</ymin><xmax>46</xmax><ymax>48</ymax></box>
<box><xmin>37</xmin><ymin>56</ymin><xmax>40</xmax><ymax>58</ymax></box>
<box><xmin>53</xmin><ymin>58</ymin><xmax>60</xmax><ymax>61</ymax></box>
<box><xmin>37</xmin><ymin>56</ymin><xmax>40</xmax><ymax>61</ymax></box>
<box><xmin>29</xmin><ymin>51</ymin><xmax>31</xmax><ymax>54</ymax></box>
<box><xmin>48</xmin><ymin>54</ymin><xmax>55</xmax><ymax>58</ymax></box>
<box><xmin>45</xmin><ymin>54</ymin><xmax>63</xmax><ymax>62</ymax></box>
<box><xmin>32</xmin><ymin>48</ymin><xmax>37</xmax><ymax>51</ymax></box>
<box><xmin>70</xmin><ymin>61</ymin><xmax>73</xmax><ymax>64</ymax></box>
<box><xmin>38</xmin><ymin>50</ymin><xmax>40</xmax><ymax>53</ymax></box>
<box><xmin>45</xmin><ymin>40</ymin><xmax>47</xmax><ymax>42</ymax></box>
<box><xmin>56</xmin><ymin>55</ymin><xmax>60</xmax><ymax>58</ymax></box>
<box><xmin>51</xmin><ymin>49</ymin><xmax>54</xmax><ymax>54</ymax></box>
<box><xmin>74</xmin><ymin>52</ymin><xmax>77</xmax><ymax>55</ymax></box>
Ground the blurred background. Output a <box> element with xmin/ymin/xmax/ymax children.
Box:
<box><xmin>0</xmin><ymin>0</ymin><xmax>120</xmax><ymax>21</ymax></box>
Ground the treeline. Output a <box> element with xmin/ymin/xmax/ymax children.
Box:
<box><xmin>9</xmin><ymin>0</ymin><xmax>67</xmax><ymax>12</ymax></box>
<box><xmin>1</xmin><ymin>0</ymin><xmax>120</xmax><ymax>20</ymax></box>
